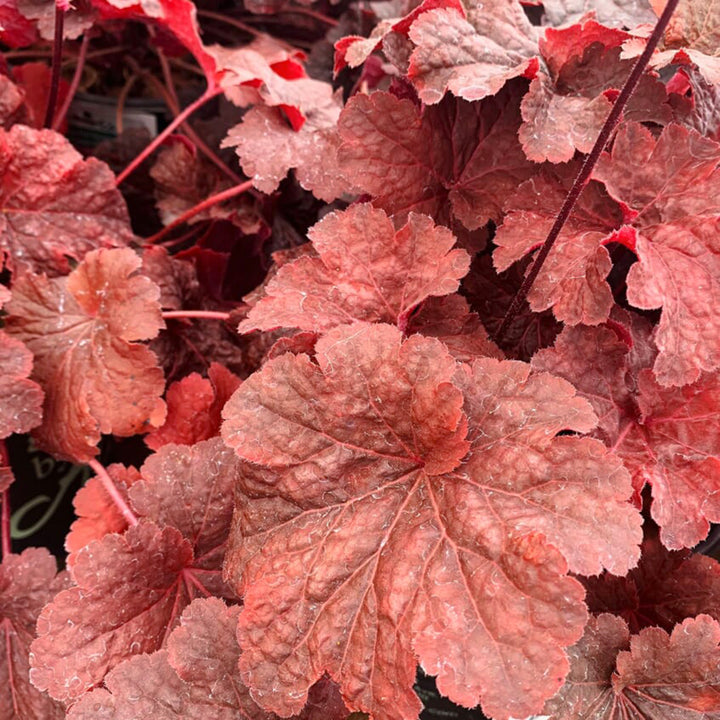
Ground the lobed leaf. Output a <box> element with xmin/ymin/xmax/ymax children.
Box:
<box><xmin>0</xmin><ymin>126</ymin><xmax>133</xmax><ymax>277</ymax></box>
<box><xmin>0</xmin><ymin>548</ymin><xmax>69</xmax><ymax>719</ymax></box>
<box><xmin>338</xmin><ymin>81</ymin><xmax>535</xmax><ymax>230</ymax></box>
<box><xmin>222</xmin><ymin>322</ymin><xmax>641</xmax><ymax>720</ymax></box>
<box><xmin>5</xmin><ymin>248</ymin><xmax>167</xmax><ymax>462</ymax></box>
<box><xmin>594</xmin><ymin>121</ymin><xmax>720</xmax><ymax>386</ymax></box>
<box><xmin>30</xmin><ymin>521</ymin><xmax>199</xmax><ymax>702</ymax></box>
<box><xmin>543</xmin><ymin>614</ymin><xmax>720</xmax><ymax>718</ymax></box>
<box><xmin>239</xmin><ymin>204</ymin><xmax>470</xmax><ymax>334</ymax></box>
<box><xmin>534</xmin><ymin>322</ymin><xmax>720</xmax><ymax>549</ymax></box>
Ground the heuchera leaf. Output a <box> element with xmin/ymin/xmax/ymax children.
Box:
<box><xmin>405</xmin><ymin>295</ymin><xmax>502</xmax><ymax>363</ymax></box>
<box><xmin>338</xmin><ymin>81</ymin><xmax>535</xmax><ymax>229</ymax></box>
<box><xmin>211</xmin><ymin>36</ymin><xmax>340</xmax><ymax>133</ymax></box>
<box><xmin>533</xmin><ymin>322</ymin><xmax>720</xmax><ymax>549</ymax></box>
<box><xmin>493</xmin><ymin>162</ymin><xmax>626</xmax><ymax>325</ymax></box>
<box><xmin>129</xmin><ymin>437</ymin><xmax>240</xmax><ymax>573</ymax></box>
<box><xmin>0</xmin><ymin>0</ymin><xmax>37</xmax><ymax>47</ymax></box>
<box><xmin>222</xmin><ymin>322</ymin><xmax>641</xmax><ymax>720</ymax></box>
<box><xmin>649</xmin><ymin>0</ymin><xmax>720</xmax><ymax>84</ymax></box>
<box><xmin>519</xmin><ymin>21</ymin><xmax>631</xmax><ymax>163</ymax></box>
<box><xmin>65</xmin><ymin>463</ymin><xmax>142</xmax><ymax>565</ymax></box>
<box><xmin>582</xmin><ymin>526</ymin><xmax>720</xmax><ymax>634</ymax></box>
<box><xmin>0</xmin><ymin>125</ymin><xmax>133</xmax><ymax>277</ymax></box>
<box><xmin>0</xmin><ymin>285</ymin><xmax>43</xmax><ymax>439</ymax></box>
<box><xmin>238</xmin><ymin>204</ymin><xmax>470</xmax><ymax>334</ymax></box>
<box><xmin>30</xmin><ymin>521</ymin><xmax>200</xmax><ymax>702</ymax></box>
<box><xmin>221</xmin><ymin>92</ymin><xmax>346</xmax><ymax>200</ymax></box>
<box><xmin>333</xmin><ymin>0</ymin><xmax>464</xmax><ymax>72</ymax></box>
<box><xmin>0</xmin><ymin>548</ymin><xmax>69</xmax><ymax>719</ymax></box>
<box><xmin>145</xmin><ymin>364</ymin><xmax>240</xmax><ymax>450</ymax></box>
<box><xmin>5</xmin><ymin>248</ymin><xmax>167</xmax><ymax>462</ymax></box>
<box><xmin>593</xmin><ymin>121</ymin><xmax>720</xmax><ymax>386</ymax></box>
<box><xmin>539</xmin><ymin>0</ymin><xmax>655</xmax><ymax>28</ymax></box>
<box><xmin>406</xmin><ymin>0</ymin><xmax>539</xmax><ymax>104</ymax></box>
<box><xmin>66</xmin><ymin>598</ymin><xmax>347</xmax><ymax>720</ymax></box>
<box><xmin>543</xmin><ymin>614</ymin><xmax>720</xmax><ymax>718</ymax></box>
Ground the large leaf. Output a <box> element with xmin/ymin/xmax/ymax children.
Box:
<box><xmin>66</xmin><ymin>598</ymin><xmax>347</xmax><ymax>720</ymax></box>
<box><xmin>594</xmin><ymin>122</ymin><xmax>720</xmax><ymax>386</ymax></box>
<box><xmin>222</xmin><ymin>322</ymin><xmax>641</xmax><ymax>720</ymax></box>
<box><xmin>30</xmin><ymin>521</ymin><xmax>210</xmax><ymax>702</ymax></box>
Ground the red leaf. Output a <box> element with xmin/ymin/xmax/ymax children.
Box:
<box><xmin>5</xmin><ymin>247</ymin><xmax>167</xmax><ymax>462</ymax></box>
<box><xmin>11</xmin><ymin>62</ymin><xmax>69</xmax><ymax>131</ymax></box>
<box><xmin>540</xmin><ymin>0</ymin><xmax>655</xmax><ymax>28</ymax></box>
<box><xmin>406</xmin><ymin>0</ymin><xmax>539</xmax><ymax>104</ymax></box>
<box><xmin>144</xmin><ymin>364</ymin><xmax>240</xmax><ymax>450</ymax></box>
<box><xmin>494</xmin><ymin>163</ymin><xmax>624</xmax><ymax>325</ymax></box>
<box><xmin>0</xmin><ymin>548</ymin><xmax>69</xmax><ymax>719</ymax></box>
<box><xmin>211</xmin><ymin>37</ymin><xmax>340</xmax><ymax>135</ymax></box>
<box><xmin>239</xmin><ymin>204</ymin><xmax>470</xmax><ymax>333</ymax></box>
<box><xmin>0</xmin><ymin>0</ymin><xmax>37</xmax><ymax>47</ymax></box>
<box><xmin>130</xmin><ymin>437</ymin><xmax>240</xmax><ymax>564</ymax></box>
<box><xmin>222</xmin><ymin>322</ymin><xmax>640</xmax><ymax>719</ymax></box>
<box><xmin>594</xmin><ymin>121</ymin><xmax>720</xmax><ymax>386</ymax></box>
<box><xmin>542</xmin><ymin>614</ymin><xmax>630</xmax><ymax>719</ymax></box>
<box><xmin>462</xmin><ymin>254</ymin><xmax>562</xmax><ymax>361</ymax></box>
<box><xmin>533</xmin><ymin>322</ymin><xmax>720</xmax><ymax>549</ymax></box>
<box><xmin>406</xmin><ymin>294</ymin><xmax>502</xmax><ymax>363</ymax></box>
<box><xmin>0</xmin><ymin>286</ymin><xmax>43</xmax><ymax>440</ymax></box>
<box><xmin>66</xmin><ymin>598</ymin><xmax>347</xmax><ymax>719</ymax></box>
<box><xmin>519</xmin><ymin>21</ymin><xmax>634</xmax><ymax>163</ymax></box>
<box><xmin>30</xmin><ymin>521</ymin><xmax>199</xmax><ymax>702</ymax></box>
<box><xmin>582</xmin><ymin>527</ymin><xmax>720</xmax><ymax>634</ymax></box>
<box><xmin>649</xmin><ymin>0</ymin><xmax>720</xmax><ymax>85</ymax></box>
<box><xmin>338</xmin><ymin>81</ymin><xmax>535</xmax><ymax>229</ymax></box>
<box><xmin>0</xmin><ymin>126</ymin><xmax>133</xmax><ymax>277</ymax></box>
<box><xmin>65</xmin><ymin>464</ymin><xmax>142</xmax><ymax>564</ymax></box>
<box><xmin>543</xmin><ymin>614</ymin><xmax>720</xmax><ymax>718</ymax></box>
<box><xmin>221</xmin><ymin>96</ymin><xmax>346</xmax><ymax>200</ymax></box>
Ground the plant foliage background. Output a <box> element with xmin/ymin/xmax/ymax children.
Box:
<box><xmin>1</xmin><ymin>0</ymin><xmax>720</xmax><ymax>717</ymax></box>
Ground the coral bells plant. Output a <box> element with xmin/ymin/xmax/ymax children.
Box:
<box><xmin>2</xmin><ymin>0</ymin><xmax>720</xmax><ymax>715</ymax></box>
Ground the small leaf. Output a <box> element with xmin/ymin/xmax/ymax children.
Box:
<box><xmin>5</xmin><ymin>248</ymin><xmax>167</xmax><ymax>462</ymax></box>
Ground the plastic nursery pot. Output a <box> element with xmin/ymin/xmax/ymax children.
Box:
<box><xmin>67</xmin><ymin>91</ymin><xmax>170</xmax><ymax>151</ymax></box>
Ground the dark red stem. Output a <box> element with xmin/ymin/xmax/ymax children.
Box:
<box><xmin>116</xmin><ymin>87</ymin><xmax>223</xmax><ymax>185</ymax></box>
<box><xmin>52</xmin><ymin>32</ymin><xmax>89</xmax><ymax>130</ymax></box>
<box><xmin>44</xmin><ymin>5</ymin><xmax>66</xmax><ymax>128</ymax></box>
<box><xmin>144</xmin><ymin>180</ymin><xmax>253</xmax><ymax>243</ymax></box>
<box><xmin>495</xmin><ymin>0</ymin><xmax>680</xmax><ymax>344</ymax></box>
